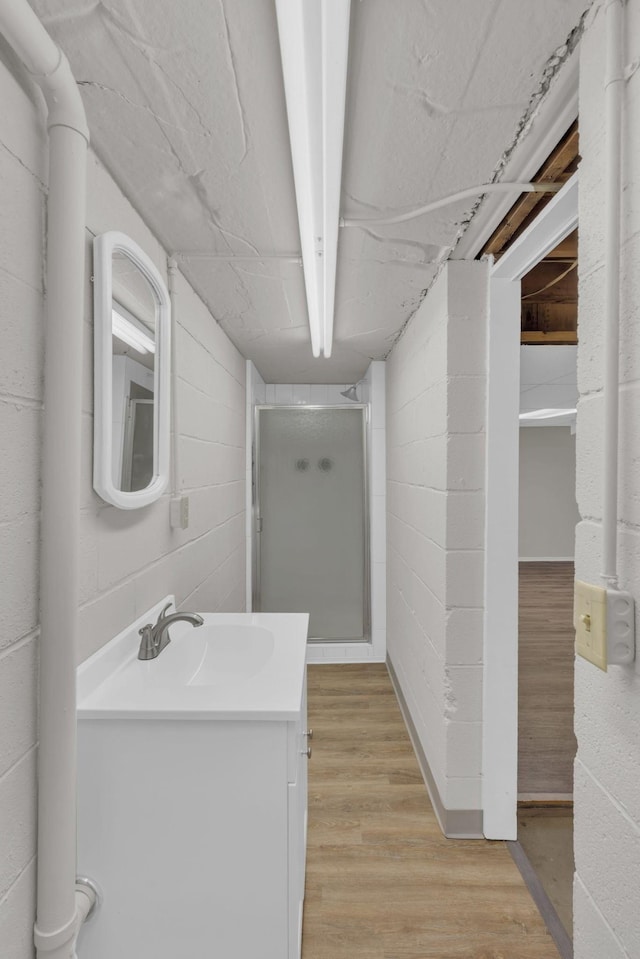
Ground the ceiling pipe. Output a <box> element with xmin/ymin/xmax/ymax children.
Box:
<box><xmin>340</xmin><ymin>181</ymin><xmax>562</xmax><ymax>228</ymax></box>
<box><xmin>0</xmin><ymin>4</ymin><xmax>93</xmax><ymax>959</ymax></box>
<box><xmin>601</xmin><ymin>0</ymin><xmax>624</xmax><ymax>588</ymax></box>
<box><xmin>173</xmin><ymin>252</ymin><xmax>302</xmax><ymax>263</ymax></box>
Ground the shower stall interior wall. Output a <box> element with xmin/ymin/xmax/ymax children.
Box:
<box><xmin>246</xmin><ymin>361</ymin><xmax>386</xmax><ymax>663</ymax></box>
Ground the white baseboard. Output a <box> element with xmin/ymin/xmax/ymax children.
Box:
<box><xmin>387</xmin><ymin>657</ymin><xmax>484</xmax><ymax>839</ymax></box>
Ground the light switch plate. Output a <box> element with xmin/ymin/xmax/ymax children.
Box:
<box><xmin>170</xmin><ymin>495</ymin><xmax>190</xmax><ymax>530</ymax></box>
<box><xmin>574</xmin><ymin>580</ymin><xmax>608</xmax><ymax>671</ymax></box>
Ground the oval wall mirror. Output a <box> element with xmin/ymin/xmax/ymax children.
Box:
<box><xmin>93</xmin><ymin>231</ymin><xmax>170</xmax><ymax>509</ymax></box>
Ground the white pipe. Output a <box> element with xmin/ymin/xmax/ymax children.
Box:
<box><xmin>340</xmin><ymin>181</ymin><xmax>562</xmax><ymax>228</ymax></box>
<box><xmin>602</xmin><ymin>0</ymin><xmax>624</xmax><ymax>588</ymax></box>
<box><xmin>74</xmin><ymin>885</ymin><xmax>96</xmax><ymax>929</ymax></box>
<box><xmin>36</xmin><ymin>122</ymin><xmax>87</xmax><ymax>959</ymax></box>
<box><xmin>37</xmin><ymin>133</ymin><xmax>88</xmax><ymax>959</ymax></box>
<box><xmin>69</xmin><ymin>882</ymin><xmax>98</xmax><ymax>959</ymax></box>
<box><xmin>173</xmin><ymin>252</ymin><xmax>302</xmax><ymax>263</ymax></box>
<box><xmin>167</xmin><ymin>257</ymin><xmax>180</xmax><ymax>495</ymax></box>
<box><xmin>0</xmin><ymin>4</ymin><xmax>89</xmax><ymax>959</ymax></box>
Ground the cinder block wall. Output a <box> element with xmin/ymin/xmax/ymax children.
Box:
<box><xmin>386</xmin><ymin>260</ymin><xmax>487</xmax><ymax>828</ymax></box>
<box><xmin>0</xmin><ymin>58</ymin><xmax>246</xmax><ymax>953</ymax></box>
<box><xmin>574</xmin><ymin>2</ymin><xmax>640</xmax><ymax>955</ymax></box>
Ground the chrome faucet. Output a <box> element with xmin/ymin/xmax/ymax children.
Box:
<box><xmin>137</xmin><ymin>603</ymin><xmax>204</xmax><ymax>660</ymax></box>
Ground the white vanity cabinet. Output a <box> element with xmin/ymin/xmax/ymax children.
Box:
<box><xmin>75</xmin><ymin>606</ymin><xmax>309</xmax><ymax>959</ymax></box>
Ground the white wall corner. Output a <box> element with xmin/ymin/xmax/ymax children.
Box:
<box><xmin>245</xmin><ymin>360</ymin><xmax>265</xmax><ymax>611</ymax></box>
<box><xmin>366</xmin><ymin>361</ymin><xmax>387</xmax><ymax>661</ymax></box>
<box><xmin>482</xmin><ymin>277</ymin><xmax>521</xmax><ymax>840</ymax></box>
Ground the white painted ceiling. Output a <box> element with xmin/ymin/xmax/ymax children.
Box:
<box><xmin>31</xmin><ymin>0</ymin><xmax>589</xmax><ymax>382</ymax></box>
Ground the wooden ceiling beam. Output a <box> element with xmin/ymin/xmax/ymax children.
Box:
<box><xmin>543</xmin><ymin>229</ymin><xmax>578</xmax><ymax>259</ymax></box>
<box><xmin>481</xmin><ymin>121</ymin><xmax>579</xmax><ymax>258</ymax></box>
<box><xmin>521</xmin><ymin>330</ymin><xmax>578</xmax><ymax>344</ymax></box>
<box><xmin>521</xmin><ymin>260</ymin><xmax>577</xmax><ymax>304</ymax></box>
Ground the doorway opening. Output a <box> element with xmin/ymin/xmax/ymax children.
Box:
<box><xmin>483</xmin><ymin>123</ymin><xmax>579</xmax><ymax>959</ymax></box>
<box><xmin>517</xmin><ymin>237</ymin><xmax>579</xmax><ymax>952</ymax></box>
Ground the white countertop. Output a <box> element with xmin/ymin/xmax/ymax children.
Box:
<box><xmin>77</xmin><ymin>597</ymin><xmax>309</xmax><ymax>722</ymax></box>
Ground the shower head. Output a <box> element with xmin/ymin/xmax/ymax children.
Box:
<box><xmin>340</xmin><ymin>382</ymin><xmax>361</xmax><ymax>402</ymax></box>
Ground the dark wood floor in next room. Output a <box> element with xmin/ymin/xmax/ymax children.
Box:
<box><xmin>518</xmin><ymin>561</ymin><xmax>577</xmax><ymax>797</ymax></box>
<box><xmin>302</xmin><ymin>663</ymin><xmax>559</xmax><ymax>959</ymax></box>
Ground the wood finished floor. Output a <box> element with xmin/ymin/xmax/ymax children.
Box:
<box><xmin>518</xmin><ymin>562</ymin><xmax>577</xmax><ymax>795</ymax></box>
<box><xmin>302</xmin><ymin>664</ymin><xmax>560</xmax><ymax>959</ymax></box>
<box><xmin>517</xmin><ymin>807</ymin><xmax>574</xmax><ymax>937</ymax></box>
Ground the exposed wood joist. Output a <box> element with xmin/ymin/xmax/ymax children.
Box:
<box><xmin>520</xmin><ymin>228</ymin><xmax>578</xmax><ymax>344</ymax></box>
<box><xmin>482</xmin><ymin>120</ymin><xmax>579</xmax><ymax>259</ymax></box>
<box><xmin>543</xmin><ymin>233</ymin><xmax>578</xmax><ymax>260</ymax></box>
<box><xmin>484</xmin><ymin>115</ymin><xmax>581</xmax><ymax>347</ymax></box>
<box><xmin>521</xmin><ymin>330</ymin><xmax>578</xmax><ymax>344</ymax></box>
<box><xmin>522</xmin><ymin>242</ymin><xmax>577</xmax><ymax>304</ymax></box>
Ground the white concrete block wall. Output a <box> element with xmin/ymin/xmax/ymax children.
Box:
<box><xmin>0</xmin><ymin>58</ymin><xmax>246</xmax><ymax>953</ymax></box>
<box><xmin>386</xmin><ymin>260</ymin><xmax>487</xmax><ymax>817</ymax></box>
<box><xmin>0</xmin><ymin>57</ymin><xmax>47</xmax><ymax>959</ymax></box>
<box><xmin>77</xmin><ymin>153</ymin><xmax>246</xmax><ymax>664</ymax></box>
<box><xmin>574</xmin><ymin>3</ymin><xmax>640</xmax><ymax>956</ymax></box>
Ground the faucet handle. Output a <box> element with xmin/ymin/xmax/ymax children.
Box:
<box><xmin>137</xmin><ymin>623</ymin><xmax>156</xmax><ymax>660</ymax></box>
<box><xmin>156</xmin><ymin>602</ymin><xmax>173</xmax><ymax>626</ymax></box>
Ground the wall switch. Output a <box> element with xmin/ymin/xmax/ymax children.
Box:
<box><xmin>170</xmin><ymin>495</ymin><xmax>189</xmax><ymax>530</ymax></box>
<box><xmin>574</xmin><ymin>580</ymin><xmax>608</xmax><ymax>671</ymax></box>
<box><xmin>574</xmin><ymin>580</ymin><xmax>636</xmax><ymax>670</ymax></box>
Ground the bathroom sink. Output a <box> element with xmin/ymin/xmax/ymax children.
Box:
<box><xmin>189</xmin><ymin>624</ymin><xmax>275</xmax><ymax>683</ymax></box>
<box><xmin>76</xmin><ymin>598</ymin><xmax>309</xmax><ymax>959</ymax></box>
<box><xmin>77</xmin><ymin>598</ymin><xmax>308</xmax><ymax>721</ymax></box>
<box><xmin>140</xmin><ymin>624</ymin><xmax>276</xmax><ymax>689</ymax></box>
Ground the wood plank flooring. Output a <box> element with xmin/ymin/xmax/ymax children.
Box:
<box><xmin>302</xmin><ymin>664</ymin><xmax>560</xmax><ymax>959</ymax></box>
<box><xmin>518</xmin><ymin>563</ymin><xmax>577</xmax><ymax>795</ymax></box>
<box><xmin>517</xmin><ymin>807</ymin><xmax>574</xmax><ymax>937</ymax></box>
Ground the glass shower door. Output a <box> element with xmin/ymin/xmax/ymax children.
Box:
<box><xmin>256</xmin><ymin>407</ymin><xmax>368</xmax><ymax>642</ymax></box>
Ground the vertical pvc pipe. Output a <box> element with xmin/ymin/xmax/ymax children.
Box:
<box><xmin>602</xmin><ymin>0</ymin><xmax>624</xmax><ymax>588</ymax></box>
<box><xmin>167</xmin><ymin>257</ymin><xmax>180</xmax><ymax>495</ymax></box>
<box><xmin>0</xmin><ymin>5</ymin><xmax>89</xmax><ymax>957</ymax></box>
<box><xmin>35</xmin><ymin>122</ymin><xmax>88</xmax><ymax>959</ymax></box>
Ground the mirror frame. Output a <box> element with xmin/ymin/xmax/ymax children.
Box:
<box><xmin>93</xmin><ymin>230</ymin><xmax>171</xmax><ymax>509</ymax></box>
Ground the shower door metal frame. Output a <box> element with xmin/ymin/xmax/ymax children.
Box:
<box><xmin>253</xmin><ymin>404</ymin><xmax>371</xmax><ymax>643</ymax></box>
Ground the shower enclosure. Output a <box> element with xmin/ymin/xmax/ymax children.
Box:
<box><xmin>254</xmin><ymin>406</ymin><xmax>369</xmax><ymax>642</ymax></box>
